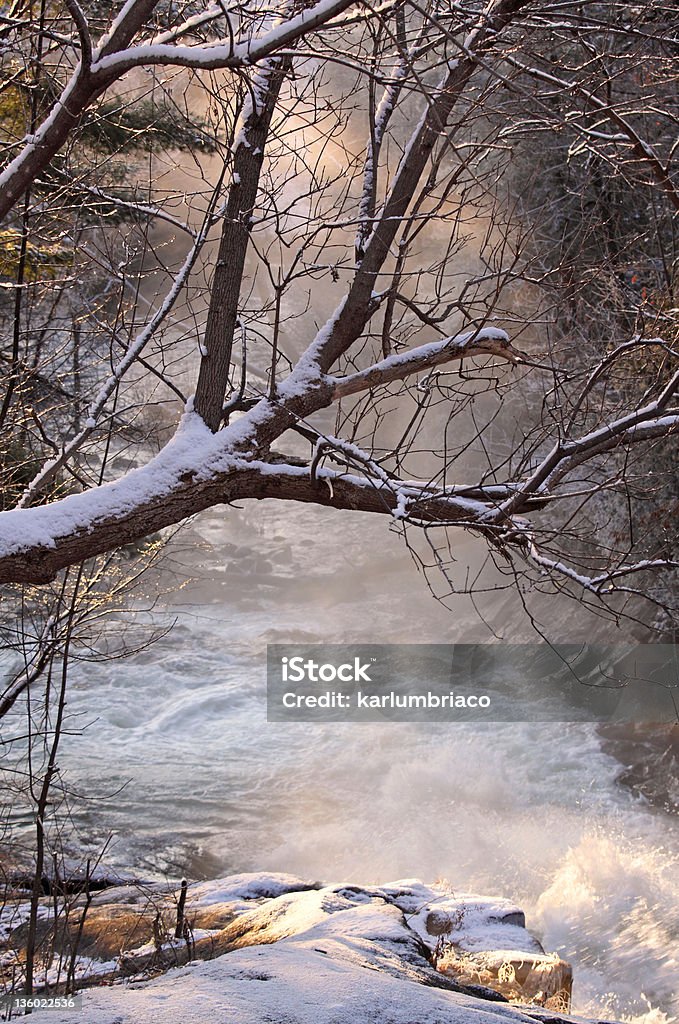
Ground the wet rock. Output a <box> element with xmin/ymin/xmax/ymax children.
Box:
<box><xmin>598</xmin><ymin>723</ymin><xmax>679</xmax><ymax>814</ymax></box>
<box><xmin>490</xmin><ymin>911</ymin><xmax>526</xmax><ymax>928</ymax></box>
<box><xmin>426</xmin><ymin>909</ymin><xmax>462</xmax><ymax>936</ymax></box>
<box><xmin>437</xmin><ymin>948</ymin><xmax>572</xmax><ymax>1012</ymax></box>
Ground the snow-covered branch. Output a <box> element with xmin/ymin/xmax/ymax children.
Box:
<box><xmin>0</xmin><ymin>411</ymin><xmax>499</xmax><ymax>584</ymax></box>
<box><xmin>330</xmin><ymin>327</ymin><xmax>523</xmax><ymax>398</ymax></box>
<box><xmin>89</xmin><ymin>0</ymin><xmax>355</xmax><ymax>78</ymax></box>
<box><xmin>17</xmin><ymin>186</ymin><xmax>224</xmax><ymax>506</ymax></box>
<box><xmin>0</xmin><ymin>0</ymin><xmax>356</xmax><ymax>224</ymax></box>
<box><xmin>522</xmin><ymin>533</ymin><xmax>679</xmax><ymax>598</ymax></box>
<box><xmin>355</xmin><ymin>18</ymin><xmax>420</xmax><ymax>262</ymax></box>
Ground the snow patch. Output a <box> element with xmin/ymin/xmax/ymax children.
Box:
<box><xmin>39</xmin><ymin>873</ymin><xmax>562</xmax><ymax>1024</ymax></box>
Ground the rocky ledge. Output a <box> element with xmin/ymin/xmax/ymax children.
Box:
<box><xmin>1</xmin><ymin>873</ymin><xmax>620</xmax><ymax>1024</ymax></box>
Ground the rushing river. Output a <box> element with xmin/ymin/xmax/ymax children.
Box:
<box><xmin>31</xmin><ymin>498</ymin><xmax>674</xmax><ymax>1024</ymax></box>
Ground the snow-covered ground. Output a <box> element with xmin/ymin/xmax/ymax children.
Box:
<box><xmin>46</xmin><ymin>945</ymin><xmax>548</xmax><ymax>1024</ymax></box>
<box><xmin>12</xmin><ymin>873</ymin><xmax>607</xmax><ymax>1024</ymax></box>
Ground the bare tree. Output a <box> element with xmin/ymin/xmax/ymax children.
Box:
<box><xmin>0</xmin><ymin>0</ymin><xmax>677</xmax><ymax>631</ymax></box>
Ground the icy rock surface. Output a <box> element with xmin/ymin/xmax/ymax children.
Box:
<box><xmin>21</xmin><ymin>874</ymin><xmax>616</xmax><ymax>1024</ymax></box>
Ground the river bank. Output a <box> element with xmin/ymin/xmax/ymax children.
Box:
<box><xmin>1</xmin><ymin>872</ymin><xmax>621</xmax><ymax>1024</ymax></box>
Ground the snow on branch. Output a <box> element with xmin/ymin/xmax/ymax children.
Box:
<box><xmin>89</xmin><ymin>0</ymin><xmax>356</xmax><ymax>78</ymax></box>
<box><xmin>355</xmin><ymin>29</ymin><xmax>419</xmax><ymax>262</ymax></box>
<box><xmin>80</xmin><ymin>186</ymin><xmax>197</xmax><ymax>237</ymax></box>
<box><xmin>495</xmin><ymin>368</ymin><xmax>679</xmax><ymax>520</ymax></box>
<box><xmin>17</xmin><ymin>185</ymin><xmax>224</xmax><ymax>507</ymax></box>
<box><xmin>521</xmin><ymin>529</ymin><xmax>679</xmax><ymax>597</ymax></box>
<box><xmin>0</xmin><ymin>440</ymin><xmax>500</xmax><ymax>585</ymax></box>
<box><xmin>330</xmin><ymin>327</ymin><xmax>522</xmax><ymax>398</ymax></box>
<box><xmin>0</xmin><ymin>0</ymin><xmax>356</xmax><ymax>225</ymax></box>
<box><xmin>0</xmin><ymin>372</ymin><xmax>676</xmax><ymax>586</ymax></box>
<box><xmin>150</xmin><ymin>3</ymin><xmax>228</xmax><ymax>46</ymax></box>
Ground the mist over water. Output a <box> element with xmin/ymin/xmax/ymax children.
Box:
<box><xmin>47</xmin><ymin>500</ymin><xmax>679</xmax><ymax>1024</ymax></box>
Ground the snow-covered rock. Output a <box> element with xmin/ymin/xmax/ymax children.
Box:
<box><xmin>46</xmin><ymin>941</ymin><xmax>569</xmax><ymax>1024</ymax></box>
<box><xmin>3</xmin><ymin>874</ymin><xmax>619</xmax><ymax>1024</ymax></box>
